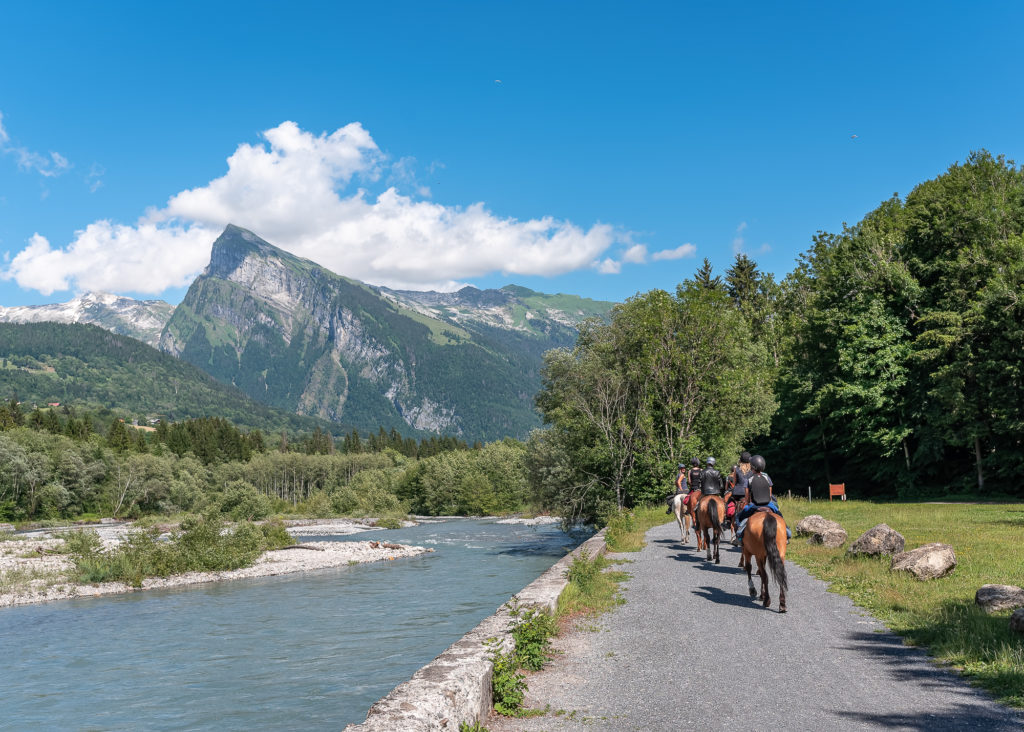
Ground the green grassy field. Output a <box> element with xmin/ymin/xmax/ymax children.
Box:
<box><xmin>777</xmin><ymin>498</ymin><xmax>1024</xmax><ymax>707</ymax></box>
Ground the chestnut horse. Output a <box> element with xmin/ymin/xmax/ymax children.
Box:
<box><xmin>670</xmin><ymin>493</ymin><xmax>691</xmax><ymax>543</ymax></box>
<box><xmin>696</xmin><ymin>494</ymin><xmax>725</xmax><ymax>564</ymax></box>
<box><xmin>741</xmin><ymin>510</ymin><xmax>788</xmax><ymax>612</ymax></box>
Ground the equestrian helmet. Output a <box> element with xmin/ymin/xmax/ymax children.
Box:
<box><xmin>706</xmin><ymin>456</ymin><xmax>716</xmax><ymax>466</ymax></box>
<box><xmin>751</xmin><ymin>454</ymin><xmax>766</xmax><ymax>472</ymax></box>
<box><xmin>691</xmin><ymin>457</ymin><xmax>700</xmax><ymax>467</ymax></box>
<box><xmin>740</xmin><ymin>451</ymin><xmax>752</xmax><ymax>463</ymax></box>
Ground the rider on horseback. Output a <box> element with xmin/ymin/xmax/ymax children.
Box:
<box><xmin>735</xmin><ymin>454</ymin><xmax>790</xmax><ymax>543</ymax></box>
<box><xmin>665</xmin><ymin>463</ymin><xmax>688</xmax><ymax>514</ymax></box>
<box><xmin>725</xmin><ymin>452</ymin><xmax>752</xmax><ymax>529</ymax></box>
<box><xmin>685</xmin><ymin>457</ymin><xmax>703</xmax><ymax>514</ymax></box>
<box><xmin>699</xmin><ymin>456</ymin><xmax>724</xmax><ymax>497</ymax></box>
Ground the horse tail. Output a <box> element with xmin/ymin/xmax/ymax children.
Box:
<box><xmin>709</xmin><ymin>498</ymin><xmax>721</xmax><ymax>532</ymax></box>
<box><xmin>763</xmin><ymin>515</ymin><xmax>788</xmax><ymax>592</ymax></box>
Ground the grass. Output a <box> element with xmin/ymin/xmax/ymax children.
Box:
<box><xmin>0</xmin><ymin>565</ymin><xmax>69</xmax><ymax>596</ymax></box>
<box><xmin>556</xmin><ymin>550</ymin><xmax>629</xmax><ymax>618</ymax></box>
<box><xmin>778</xmin><ymin>498</ymin><xmax>1024</xmax><ymax>707</ymax></box>
<box><xmin>604</xmin><ymin>505</ymin><xmax>669</xmax><ymax>552</ymax></box>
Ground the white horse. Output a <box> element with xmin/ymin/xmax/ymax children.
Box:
<box><xmin>671</xmin><ymin>492</ymin><xmax>692</xmax><ymax>543</ymax></box>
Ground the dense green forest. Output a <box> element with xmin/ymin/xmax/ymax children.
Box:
<box><xmin>529</xmin><ymin>151</ymin><xmax>1024</xmax><ymax>519</ymax></box>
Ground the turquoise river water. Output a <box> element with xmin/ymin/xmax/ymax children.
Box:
<box><xmin>1</xmin><ymin>519</ymin><xmax>590</xmax><ymax>731</ymax></box>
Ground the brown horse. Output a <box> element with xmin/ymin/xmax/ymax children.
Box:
<box><xmin>670</xmin><ymin>493</ymin><xmax>692</xmax><ymax>543</ymax></box>
<box><xmin>696</xmin><ymin>494</ymin><xmax>725</xmax><ymax>563</ymax></box>
<box><xmin>741</xmin><ymin>510</ymin><xmax>788</xmax><ymax>612</ymax></box>
<box><xmin>686</xmin><ymin>489</ymin><xmax>702</xmax><ymax>548</ymax></box>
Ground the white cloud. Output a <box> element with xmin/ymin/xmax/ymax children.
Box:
<box><xmin>651</xmin><ymin>243</ymin><xmax>697</xmax><ymax>261</ymax></box>
<box><xmin>621</xmin><ymin>244</ymin><xmax>647</xmax><ymax>264</ymax></box>
<box><xmin>597</xmin><ymin>258</ymin><xmax>621</xmax><ymax>274</ymax></box>
<box><xmin>732</xmin><ymin>221</ymin><xmax>747</xmax><ymax>254</ymax></box>
<box><xmin>7</xmin><ymin>120</ymin><xmax>629</xmax><ymax>295</ymax></box>
<box><xmin>0</xmin><ymin>110</ymin><xmax>71</xmax><ymax>178</ymax></box>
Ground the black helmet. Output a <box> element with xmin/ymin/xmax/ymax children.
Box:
<box><xmin>740</xmin><ymin>451</ymin><xmax>751</xmax><ymax>463</ymax></box>
<box><xmin>706</xmin><ymin>456</ymin><xmax>716</xmax><ymax>466</ymax></box>
<box><xmin>677</xmin><ymin>463</ymin><xmax>685</xmax><ymax>469</ymax></box>
<box><xmin>751</xmin><ymin>454</ymin><xmax>766</xmax><ymax>472</ymax></box>
<box><xmin>691</xmin><ymin>457</ymin><xmax>699</xmax><ymax>467</ymax></box>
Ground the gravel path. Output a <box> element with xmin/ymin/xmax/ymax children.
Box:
<box><xmin>490</xmin><ymin>521</ymin><xmax>1023</xmax><ymax>731</ymax></box>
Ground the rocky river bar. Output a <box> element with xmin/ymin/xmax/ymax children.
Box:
<box><xmin>0</xmin><ymin>518</ymin><xmax>431</xmax><ymax>609</ymax></box>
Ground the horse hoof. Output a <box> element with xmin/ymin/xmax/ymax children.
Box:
<box><xmin>714</xmin><ymin>558</ymin><xmax>720</xmax><ymax>565</ymax></box>
<box><xmin>749</xmin><ymin>588</ymin><xmax>757</xmax><ymax>598</ymax></box>
<box><xmin>779</xmin><ymin>606</ymin><xmax>787</xmax><ymax>614</ymax></box>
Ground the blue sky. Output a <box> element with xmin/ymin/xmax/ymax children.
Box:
<box><xmin>1</xmin><ymin>1</ymin><xmax>1022</xmax><ymax>307</ymax></box>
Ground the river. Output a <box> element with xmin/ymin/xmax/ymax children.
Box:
<box><xmin>1</xmin><ymin>518</ymin><xmax>589</xmax><ymax>731</ymax></box>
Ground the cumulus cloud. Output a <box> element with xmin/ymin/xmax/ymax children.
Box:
<box><xmin>6</xmin><ymin>120</ymin><xmax>629</xmax><ymax>295</ymax></box>
<box><xmin>597</xmin><ymin>258</ymin><xmax>621</xmax><ymax>274</ymax></box>
<box><xmin>651</xmin><ymin>243</ymin><xmax>697</xmax><ymax>261</ymax></box>
<box><xmin>0</xmin><ymin>111</ymin><xmax>71</xmax><ymax>178</ymax></box>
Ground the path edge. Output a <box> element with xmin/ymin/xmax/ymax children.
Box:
<box><xmin>342</xmin><ymin>529</ymin><xmax>608</xmax><ymax>731</ymax></box>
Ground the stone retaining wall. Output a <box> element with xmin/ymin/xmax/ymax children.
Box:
<box><xmin>343</xmin><ymin>529</ymin><xmax>608</xmax><ymax>731</ymax></box>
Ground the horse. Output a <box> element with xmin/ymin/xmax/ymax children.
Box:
<box><xmin>670</xmin><ymin>492</ymin><xmax>692</xmax><ymax>543</ymax></box>
<box><xmin>696</xmin><ymin>494</ymin><xmax>725</xmax><ymax>563</ymax></box>
<box><xmin>740</xmin><ymin>509</ymin><xmax>788</xmax><ymax>612</ymax></box>
<box><xmin>686</xmin><ymin>489</ymin><xmax>702</xmax><ymax>548</ymax></box>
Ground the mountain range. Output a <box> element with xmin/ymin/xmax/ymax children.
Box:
<box><xmin>1</xmin><ymin>225</ymin><xmax>614</xmax><ymax>441</ymax></box>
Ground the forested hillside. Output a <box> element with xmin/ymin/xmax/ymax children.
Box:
<box><xmin>0</xmin><ymin>322</ymin><xmax>342</xmax><ymax>436</ymax></box>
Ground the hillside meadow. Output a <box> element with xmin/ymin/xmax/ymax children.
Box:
<box><xmin>779</xmin><ymin>498</ymin><xmax>1024</xmax><ymax>707</ymax></box>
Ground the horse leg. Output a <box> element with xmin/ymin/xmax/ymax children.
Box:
<box><xmin>744</xmin><ymin>551</ymin><xmax>757</xmax><ymax>598</ymax></box>
<box><xmin>757</xmin><ymin>556</ymin><xmax>770</xmax><ymax>608</ymax></box>
<box><xmin>713</xmin><ymin>528</ymin><xmax>720</xmax><ymax>564</ymax></box>
<box><xmin>704</xmin><ymin>528</ymin><xmax>712</xmax><ymax>561</ymax></box>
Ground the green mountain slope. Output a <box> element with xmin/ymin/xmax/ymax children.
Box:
<box><xmin>0</xmin><ymin>321</ymin><xmax>340</xmax><ymax>435</ymax></box>
<box><xmin>160</xmin><ymin>225</ymin><xmax>615</xmax><ymax>441</ymax></box>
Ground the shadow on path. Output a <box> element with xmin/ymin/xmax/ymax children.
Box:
<box><xmin>831</xmin><ymin>702</ymin><xmax>1018</xmax><ymax>731</ymax></box>
<box><xmin>692</xmin><ymin>585</ymin><xmax>755</xmax><ymax>609</ymax></box>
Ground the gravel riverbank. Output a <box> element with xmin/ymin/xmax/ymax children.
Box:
<box><xmin>0</xmin><ymin>527</ymin><xmax>431</xmax><ymax>609</ymax></box>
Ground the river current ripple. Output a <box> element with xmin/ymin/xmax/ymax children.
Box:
<box><xmin>1</xmin><ymin>519</ymin><xmax>590</xmax><ymax>731</ymax></box>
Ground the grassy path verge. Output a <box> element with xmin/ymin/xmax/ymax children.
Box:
<box><xmin>777</xmin><ymin>497</ymin><xmax>1024</xmax><ymax>707</ymax></box>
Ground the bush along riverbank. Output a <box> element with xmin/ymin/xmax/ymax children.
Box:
<box><xmin>779</xmin><ymin>498</ymin><xmax>1024</xmax><ymax>707</ymax></box>
<box><xmin>0</xmin><ymin>514</ymin><xmax>431</xmax><ymax>608</ymax></box>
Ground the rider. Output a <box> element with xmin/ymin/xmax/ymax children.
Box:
<box><xmin>734</xmin><ymin>454</ymin><xmax>790</xmax><ymax>542</ymax></box>
<box><xmin>665</xmin><ymin>463</ymin><xmax>688</xmax><ymax>514</ymax></box>
<box><xmin>685</xmin><ymin>457</ymin><xmax>703</xmax><ymax>515</ymax></box>
<box><xmin>727</xmin><ymin>452</ymin><xmax>752</xmax><ymax>528</ymax></box>
<box><xmin>699</xmin><ymin>456</ymin><xmax>724</xmax><ymax>498</ymax></box>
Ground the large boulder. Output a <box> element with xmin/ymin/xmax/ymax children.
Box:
<box><xmin>975</xmin><ymin>585</ymin><xmax>1024</xmax><ymax>614</ymax></box>
<box><xmin>890</xmin><ymin>543</ymin><xmax>956</xmax><ymax>580</ymax></box>
<box><xmin>848</xmin><ymin>524</ymin><xmax>905</xmax><ymax>557</ymax></box>
<box><xmin>808</xmin><ymin>528</ymin><xmax>848</xmax><ymax>548</ymax></box>
<box><xmin>795</xmin><ymin>515</ymin><xmax>842</xmax><ymax>536</ymax></box>
<box><xmin>1011</xmin><ymin>609</ymin><xmax>1024</xmax><ymax>634</ymax></box>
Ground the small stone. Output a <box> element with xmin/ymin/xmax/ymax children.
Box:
<box><xmin>795</xmin><ymin>515</ymin><xmax>843</xmax><ymax>537</ymax></box>
<box><xmin>890</xmin><ymin>543</ymin><xmax>956</xmax><ymax>580</ymax></box>
<box><xmin>849</xmin><ymin>524</ymin><xmax>905</xmax><ymax>557</ymax></box>
<box><xmin>975</xmin><ymin>585</ymin><xmax>1024</xmax><ymax>614</ymax></box>
<box><xmin>808</xmin><ymin>527</ymin><xmax>848</xmax><ymax>548</ymax></box>
<box><xmin>1011</xmin><ymin>609</ymin><xmax>1024</xmax><ymax>634</ymax></box>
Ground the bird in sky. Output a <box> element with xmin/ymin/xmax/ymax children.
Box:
<box><xmin>850</xmin><ymin>134</ymin><xmax>858</xmax><ymax>139</ymax></box>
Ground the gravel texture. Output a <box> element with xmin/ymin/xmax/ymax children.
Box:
<box><xmin>490</xmin><ymin>521</ymin><xmax>1023</xmax><ymax>731</ymax></box>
